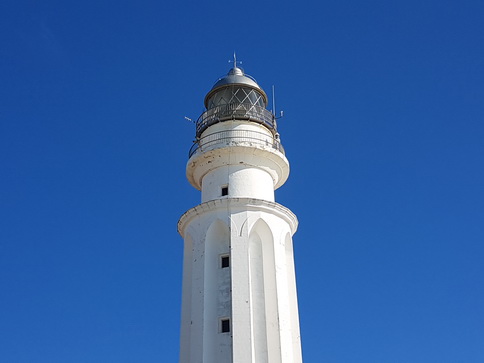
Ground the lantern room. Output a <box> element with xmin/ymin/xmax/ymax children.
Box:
<box><xmin>195</xmin><ymin>66</ymin><xmax>276</xmax><ymax>137</ymax></box>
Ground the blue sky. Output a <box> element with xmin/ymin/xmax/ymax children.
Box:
<box><xmin>1</xmin><ymin>0</ymin><xmax>483</xmax><ymax>362</ymax></box>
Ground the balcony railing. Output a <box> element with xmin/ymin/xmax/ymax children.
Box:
<box><xmin>189</xmin><ymin>129</ymin><xmax>284</xmax><ymax>158</ymax></box>
<box><xmin>195</xmin><ymin>103</ymin><xmax>276</xmax><ymax>137</ymax></box>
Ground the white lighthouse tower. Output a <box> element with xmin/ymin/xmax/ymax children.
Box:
<box><xmin>178</xmin><ymin>60</ymin><xmax>302</xmax><ymax>363</ymax></box>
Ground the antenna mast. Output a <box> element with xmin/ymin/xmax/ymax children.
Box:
<box><xmin>272</xmin><ymin>85</ymin><xmax>276</xmax><ymax>116</ymax></box>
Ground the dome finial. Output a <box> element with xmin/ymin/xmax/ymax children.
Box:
<box><xmin>229</xmin><ymin>51</ymin><xmax>243</xmax><ymax>73</ymax></box>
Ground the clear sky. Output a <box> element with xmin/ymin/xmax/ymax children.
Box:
<box><xmin>1</xmin><ymin>0</ymin><xmax>483</xmax><ymax>362</ymax></box>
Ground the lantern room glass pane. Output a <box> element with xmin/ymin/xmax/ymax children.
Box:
<box><xmin>207</xmin><ymin>86</ymin><xmax>266</xmax><ymax>109</ymax></box>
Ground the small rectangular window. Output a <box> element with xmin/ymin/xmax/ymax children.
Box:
<box><xmin>220</xmin><ymin>318</ymin><xmax>230</xmax><ymax>333</ymax></box>
<box><xmin>221</xmin><ymin>186</ymin><xmax>228</xmax><ymax>196</ymax></box>
<box><xmin>221</xmin><ymin>255</ymin><xmax>230</xmax><ymax>268</ymax></box>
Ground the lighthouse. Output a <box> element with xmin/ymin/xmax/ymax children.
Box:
<box><xmin>178</xmin><ymin>60</ymin><xmax>302</xmax><ymax>363</ymax></box>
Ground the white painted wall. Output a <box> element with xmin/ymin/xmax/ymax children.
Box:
<box><xmin>178</xmin><ymin>199</ymin><xmax>302</xmax><ymax>363</ymax></box>
<box><xmin>201</xmin><ymin>165</ymin><xmax>275</xmax><ymax>202</ymax></box>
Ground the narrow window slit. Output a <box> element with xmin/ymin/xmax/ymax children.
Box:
<box><xmin>220</xmin><ymin>318</ymin><xmax>230</xmax><ymax>333</ymax></box>
<box><xmin>221</xmin><ymin>255</ymin><xmax>230</xmax><ymax>268</ymax></box>
<box><xmin>221</xmin><ymin>185</ymin><xmax>228</xmax><ymax>196</ymax></box>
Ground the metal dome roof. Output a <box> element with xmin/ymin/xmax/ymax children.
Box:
<box><xmin>204</xmin><ymin>66</ymin><xmax>268</xmax><ymax>108</ymax></box>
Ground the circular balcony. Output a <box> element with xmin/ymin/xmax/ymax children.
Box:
<box><xmin>195</xmin><ymin>103</ymin><xmax>276</xmax><ymax>137</ymax></box>
<box><xmin>189</xmin><ymin>129</ymin><xmax>284</xmax><ymax>158</ymax></box>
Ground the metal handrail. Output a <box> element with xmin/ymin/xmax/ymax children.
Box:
<box><xmin>195</xmin><ymin>103</ymin><xmax>276</xmax><ymax>137</ymax></box>
<box><xmin>189</xmin><ymin>129</ymin><xmax>284</xmax><ymax>158</ymax></box>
